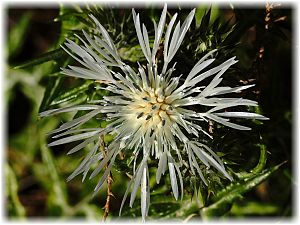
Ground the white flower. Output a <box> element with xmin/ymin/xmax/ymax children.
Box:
<box><xmin>41</xmin><ymin>4</ymin><xmax>268</xmax><ymax>221</ymax></box>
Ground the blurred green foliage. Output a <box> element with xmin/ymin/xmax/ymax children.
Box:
<box><xmin>6</xmin><ymin>3</ymin><xmax>292</xmax><ymax>221</ymax></box>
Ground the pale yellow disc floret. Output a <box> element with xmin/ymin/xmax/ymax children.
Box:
<box><xmin>127</xmin><ymin>88</ymin><xmax>174</xmax><ymax>130</ymax></box>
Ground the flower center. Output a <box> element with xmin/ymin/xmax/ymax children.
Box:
<box><xmin>129</xmin><ymin>88</ymin><xmax>174</xmax><ymax>129</ymax></box>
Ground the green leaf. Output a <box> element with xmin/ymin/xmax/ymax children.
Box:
<box><xmin>234</xmin><ymin>142</ymin><xmax>268</xmax><ymax>179</ymax></box>
<box><xmin>14</xmin><ymin>48</ymin><xmax>67</xmax><ymax>70</ymax></box>
<box><xmin>195</xmin><ymin>7</ymin><xmax>207</xmax><ymax>27</ymax></box>
<box><xmin>222</xmin><ymin>9</ymin><xmax>258</xmax><ymax>46</ymax></box>
<box><xmin>195</xmin><ymin>5</ymin><xmax>219</xmax><ymax>28</ymax></box>
<box><xmin>212</xmin><ymin>143</ymin><xmax>269</xmax><ymax>204</ymax></box>
<box><xmin>58</xmin><ymin>4</ymin><xmax>86</xmax><ymax>32</ymax></box>
<box><xmin>39</xmin><ymin>131</ymin><xmax>71</xmax><ymax>215</ymax></box>
<box><xmin>50</xmin><ymin>81</ymin><xmax>93</xmax><ymax>106</ymax></box>
<box><xmin>8</xmin><ymin>12</ymin><xmax>32</xmax><ymax>57</ymax></box>
<box><xmin>39</xmin><ymin>76</ymin><xmax>65</xmax><ymax>113</ymax></box>
<box><xmin>76</xmin><ymin>204</ymin><xmax>102</xmax><ymax>220</ymax></box>
<box><xmin>199</xmin><ymin>8</ymin><xmax>211</xmax><ymax>38</ymax></box>
<box><xmin>121</xmin><ymin>192</ymin><xmax>203</xmax><ymax>221</ymax></box>
<box><xmin>5</xmin><ymin>163</ymin><xmax>26</xmax><ymax>218</ymax></box>
<box><xmin>200</xmin><ymin>161</ymin><xmax>286</xmax><ymax>219</ymax></box>
<box><xmin>230</xmin><ymin>201</ymin><xmax>279</xmax><ymax>216</ymax></box>
<box><xmin>118</xmin><ymin>45</ymin><xmax>145</xmax><ymax>62</ymax></box>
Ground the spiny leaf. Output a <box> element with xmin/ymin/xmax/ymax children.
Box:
<box><xmin>233</xmin><ymin>143</ymin><xmax>268</xmax><ymax>180</ymax></box>
<box><xmin>214</xmin><ymin>143</ymin><xmax>268</xmax><ymax>201</ymax></box>
<box><xmin>200</xmin><ymin>161</ymin><xmax>286</xmax><ymax>219</ymax></box>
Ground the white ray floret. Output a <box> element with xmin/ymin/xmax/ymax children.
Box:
<box><xmin>41</xmin><ymin>4</ymin><xmax>268</xmax><ymax>221</ymax></box>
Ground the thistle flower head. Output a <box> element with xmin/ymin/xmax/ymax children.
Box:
<box><xmin>41</xmin><ymin>4</ymin><xmax>268</xmax><ymax>221</ymax></box>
